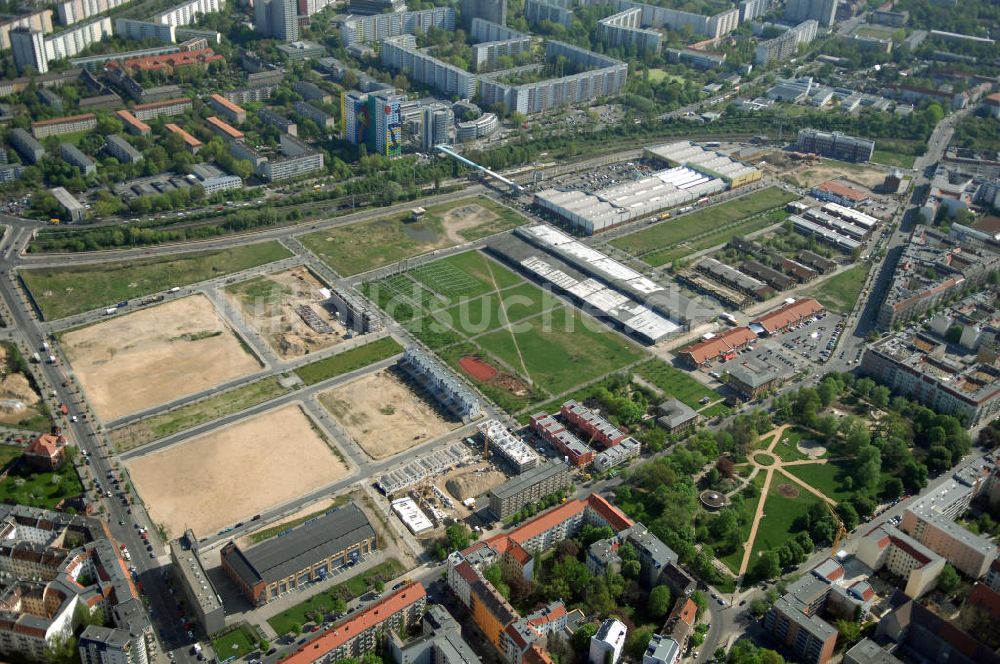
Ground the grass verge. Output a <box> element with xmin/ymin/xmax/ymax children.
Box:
<box><xmin>808</xmin><ymin>264</ymin><xmax>870</xmax><ymax>314</ymax></box>
<box><xmin>108</xmin><ymin>376</ymin><xmax>291</xmax><ymax>452</ymax></box>
<box><xmin>21</xmin><ymin>242</ymin><xmax>293</xmax><ymax>319</ymax></box>
<box><xmin>210</xmin><ymin>624</ymin><xmax>258</xmax><ymax>660</ymax></box>
<box><xmin>294</xmin><ymin>337</ymin><xmax>403</xmax><ymax>386</ymax></box>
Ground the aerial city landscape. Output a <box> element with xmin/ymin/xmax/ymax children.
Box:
<box><xmin>0</xmin><ymin>0</ymin><xmax>998</xmax><ymax>662</ymax></box>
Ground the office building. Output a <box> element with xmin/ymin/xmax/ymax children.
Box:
<box><xmin>797</xmin><ymin>128</ymin><xmax>875</xmax><ymax>162</ymax></box>
<box><xmin>11</xmin><ymin>27</ymin><xmax>47</xmax><ymax>73</ymax></box>
<box><xmin>9</xmin><ymin>127</ymin><xmax>46</xmax><ymax>163</ymax></box>
<box><xmin>419</xmin><ymin>102</ymin><xmax>451</xmax><ymax>151</ymax></box>
<box><xmin>487</xmin><ymin>460</ymin><xmax>571</xmax><ymax>519</ymax></box>
<box><xmin>255</xmin><ymin>0</ymin><xmax>298</xmax><ymax>42</ymax></box>
<box><xmin>221</xmin><ymin>504</ymin><xmax>376</xmax><ymax>607</ymax></box>
<box><xmin>455</xmin><ymin>112</ymin><xmax>497</xmax><ymax>141</ymax></box>
<box><xmin>104</xmin><ymin>135</ymin><xmax>143</xmax><ymax>165</ymax></box>
<box><xmin>59</xmin><ymin>142</ymin><xmax>96</xmax><ymax>175</ymax></box>
<box><xmin>784</xmin><ymin>0</ymin><xmax>837</xmax><ymax>26</ymax></box>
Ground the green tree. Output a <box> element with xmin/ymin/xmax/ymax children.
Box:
<box><xmin>648</xmin><ymin>585</ymin><xmax>673</xmax><ymax>618</ymax></box>
<box><xmin>937</xmin><ymin>564</ymin><xmax>961</xmax><ymax>594</ymax></box>
<box><xmin>45</xmin><ymin>635</ymin><xmax>78</xmax><ymax>664</ymax></box>
<box><xmin>572</xmin><ymin>623</ymin><xmax>597</xmax><ymax>653</ymax></box>
<box><xmin>445</xmin><ymin>524</ymin><xmax>471</xmax><ymax>551</ymax></box>
<box><xmin>753</xmin><ymin>550</ymin><xmax>781</xmax><ymax>581</ymax></box>
<box><xmin>835</xmin><ymin>619</ymin><xmax>861</xmax><ymax>646</ymax></box>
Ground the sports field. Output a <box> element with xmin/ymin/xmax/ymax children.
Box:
<box><xmin>608</xmin><ymin>188</ymin><xmax>797</xmax><ymax>266</ymax></box>
<box><xmin>22</xmin><ymin>242</ymin><xmax>292</xmax><ymax>320</ymax></box>
<box><xmin>363</xmin><ymin>250</ymin><xmax>645</xmax><ymax>412</ymax></box>
<box><xmin>297</xmin><ymin>197</ymin><xmax>526</xmax><ymax>276</ymax></box>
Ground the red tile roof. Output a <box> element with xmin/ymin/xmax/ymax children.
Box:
<box><xmin>585</xmin><ymin>493</ymin><xmax>633</xmax><ymax>532</ymax></box>
<box><xmin>751</xmin><ymin>298</ymin><xmax>824</xmax><ymax>334</ymax></box>
<box><xmin>205</xmin><ymin>116</ymin><xmax>243</xmax><ymax>139</ymax></box>
<box><xmin>815</xmin><ymin>180</ymin><xmax>868</xmax><ymax>202</ymax></box>
<box><xmin>116</xmin><ymin>110</ymin><xmax>150</xmax><ymax>132</ymax></box>
<box><xmin>31</xmin><ymin>113</ymin><xmax>95</xmax><ymax>128</ymax></box>
<box><xmin>26</xmin><ymin>433</ymin><xmax>63</xmax><ymax>459</ymax></box>
<box><xmin>209</xmin><ymin>93</ymin><xmax>245</xmax><ymax>116</ymax></box>
<box><xmin>524</xmin><ymin>644</ymin><xmax>554</xmax><ymax>664</ymax></box>
<box><xmin>164</xmin><ymin>123</ymin><xmax>202</xmax><ymax>148</ymax></box>
<box><xmin>283</xmin><ymin>582</ymin><xmax>425</xmax><ymax>664</ymax></box>
<box><xmin>680</xmin><ymin>327</ymin><xmax>757</xmax><ymax>365</ymax></box>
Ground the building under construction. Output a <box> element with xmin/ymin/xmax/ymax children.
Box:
<box><xmin>477</xmin><ymin>419</ymin><xmax>539</xmax><ymax>474</ymax></box>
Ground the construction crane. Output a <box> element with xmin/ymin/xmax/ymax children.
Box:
<box><xmin>827</xmin><ymin>502</ymin><xmax>847</xmax><ymax>556</ymax></box>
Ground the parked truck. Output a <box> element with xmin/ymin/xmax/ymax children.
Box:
<box><xmin>104</xmin><ymin>307</ymin><xmax>117</xmax><ymax>316</ymax></box>
<box><xmin>31</xmin><ymin>352</ymin><xmax>40</xmax><ymax>363</ymax></box>
<box><xmin>46</xmin><ymin>355</ymin><xmax>56</xmax><ymax>364</ymax></box>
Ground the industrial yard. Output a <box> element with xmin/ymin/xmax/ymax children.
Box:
<box><xmin>225</xmin><ymin>267</ymin><xmax>349</xmax><ymax>359</ymax></box>
<box><xmin>60</xmin><ymin>295</ymin><xmax>262</xmax><ymax>421</ymax></box>
<box><xmin>318</xmin><ymin>369</ymin><xmax>459</xmax><ymax>460</ymax></box>
<box><xmin>125</xmin><ymin>404</ymin><xmax>350</xmax><ymax>538</ymax></box>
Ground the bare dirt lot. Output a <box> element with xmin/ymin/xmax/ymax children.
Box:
<box><xmin>319</xmin><ymin>369</ymin><xmax>458</xmax><ymax>460</ymax></box>
<box><xmin>226</xmin><ymin>267</ymin><xmax>349</xmax><ymax>359</ymax></box>
<box><xmin>441</xmin><ymin>204</ymin><xmax>497</xmax><ymax>244</ymax></box>
<box><xmin>61</xmin><ymin>295</ymin><xmax>261</xmax><ymax>421</ymax></box>
<box><xmin>442</xmin><ymin>462</ymin><xmax>506</xmax><ymax>517</ymax></box>
<box><xmin>761</xmin><ymin>152</ymin><xmax>885</xmax><ymax>189</ymax></box>
<box><xmin>0</xmin><ymin>346</ymin><xmax>43</xmax><ymax>426</ymax></box>
<box><xmin>126</xmin><ymin>405</ymin><xmax>349</xmax><ymax>538</ymax></box>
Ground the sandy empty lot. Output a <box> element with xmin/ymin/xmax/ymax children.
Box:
<box><xmin>319</xmin><ymin>370</ymin><xmax>457</xmax><ymax>460</ymax></box>
<box><xmin>442</xmin><ymin>203</ymin><xmax>497</xmax><ymax>243</ymax></box>
<box><xmin>61</xmin><ymin>295</ymin><xmax>261</xmax><ymax>421</ymax></box>
<box><xmin>127</xmin><ymin>405</ymin><xmax>350</xmax><ymax>538</ymax></box>
<box><xmin>226</xmin><ymin>267</ymin><xmax>348</xmax><ymax>359</ymax></box>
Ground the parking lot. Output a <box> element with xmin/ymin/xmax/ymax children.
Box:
<box><xmin>774</xmin><ymin>312</ymin><xmax>847</xmax><ymax>365</ymax></box>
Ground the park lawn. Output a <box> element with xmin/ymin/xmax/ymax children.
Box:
<box><xmin>409</xmin><ymin>250</ymin><xmax>523</xmax><ymax>301</ymax></box>
<box><xmin>700</xmin><ymin>402</ymin><xmax>731</xmax><ymax>419</ymax></box>
<box><xmin>294</xmin><ymin>337</ymin><xmax>403</xmax><ymax>386</ymax></box>
<box><xmin>643</xmin><ymin>208</ymin><xmax>788</xmax><ymax>266</ymax></box>
<box><xmin>298</xmin><ymin>197</ymin><xmax>525</xmax><ymax>277</ymax></box>
<box><xmin>748</xmin><ymin>477</ymin><xmax>823</xmax><ymax>562</ymax></box>
<box><xmin>477</xmin><ymin>306</ymin><xmax>645</xmax><ymax>397</ymax></box>
<box><xmin>647</xmin><ymin>68</ymin><xmax>685</xmax><ymax>84</ymax></box>
<box><xmin>267</xmin><ymin>559</ymin><xmax>405</xmax><ymax>636</ymax></box>
<box><xmin>108</xmin><ymin>376</ymin><xmax>291</xmax><ymax>452</ymax></box>
<box><xmin>772</xmin><ymin>427</ymin><xmax>815</xmax><ymax>463</ymax></box>
<box><xmin>608</xmin><ymin>187</ymin><xmax>797</xmax><ymax>258</ymax></box>
<box><xmin>872</xmin><ymin>150</ymin><xmax>916</xmax><ymax>169</ymax></box>
<box><xmin>809</xmin><ymin>264</ymin><xmax>871</xmax><ymax>314</ymax></box>
<box><xmin>443</xmin><ymin>282</ymin><xmax>561</xmax><ymax>337</ymax></box>
<box><xmin>715</xmin><ymin>472</ymin><xmax>767</xmax><ymax>574</ymax></box>
<box><xmin>210</xmin><ymin>625</ymin><xmax>258</xmax><ymax>660</ymax></box>
<box><xmin>782</xmin><ymin>459</ymin><xmax>855</xmax><ymax>502</ymax></box>
<box><xmin>22</xmin><ymin>242</ymin><xmax>293</xmax><ymax>320</ymax></box>
<box><xmin>0</xmin><ymin>459</ymin><xmax>84</xmax><ymax>509</ymax></box>
<box><xmin>633</xmin><ymin>360</ymin><xmax>718</xmax><ymax>409</ymax></box>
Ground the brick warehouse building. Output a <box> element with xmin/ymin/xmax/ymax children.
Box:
<box><xmin>221</xmin><ymin>504</ymin><xmax>376</xmax><ymax>606</ymax></box>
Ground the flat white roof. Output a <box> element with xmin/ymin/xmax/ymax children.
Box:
<box><xmin>391</xmin><ymin>497</ymin><xmax>433</xmax><ymax>534</ymax></box>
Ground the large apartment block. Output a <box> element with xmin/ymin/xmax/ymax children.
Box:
<box><xmin>487</xmin><ymin>460</ymin><xmax>571</xmax><ymax>519</ymax></box>
<box><xmin>131</xmin><ymin>96</ymin><xmax>192</xmax><ymax>121</ymax></box>
<box><xmin>31</xmin><ymin>112</ymin><xmax>96</xmax><ymax>138</ymax></box>
<box><xmin>153</xmin><ymin>0</ymin><xmax>222</xmax><ymax>27</ymax></box>
<box><xmin>856</xmin><ymin>525</ymin><xmax>945</xmax><ymax>598</ymax></box>
<box><xmin>283</xmin><ymin>583</ymin><xmax>426</xmax><ymax>664</ymax></box>
<box><xmin>900</xmin><ymin>506</ymin><xmax>997</xmax><ymax>578</ymax></box>
<box><xmin>381</xmin><ymin>35</ymin><xmax>478</xmax><ymax>99</ymax></box>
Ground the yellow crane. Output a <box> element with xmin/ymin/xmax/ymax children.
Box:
<box><xmin>827</xmin><ymin>502</ymin><xmax>847</xmax><ymax>556</ymax></box>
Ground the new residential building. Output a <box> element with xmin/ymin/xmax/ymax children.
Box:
<box><xmin>856</xmin><ymin>525</ymin><xmax>945</xmax><ymax>598</ymax></box>
<box><xmin>797</xmin><ymin>128</ymin><xmax>875</xmax><ymax>162</ymax></box>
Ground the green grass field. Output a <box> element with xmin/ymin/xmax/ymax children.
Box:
<box><xmin>647</xmin><ymin>69</ymin><xmax>685</xmax><ymax>84</ymax></box>
<box><xmin>440</xmin><ymin>283</ymin><xmax>561</xmax><ymax>337</ymax></box>
<box><xmin>0</xmin><ymin>457</ymin><xmax>84</xmax><ymax>509</ymax></box>
<box><xmin>267</xmin><ymin>559</ymin><xmax>404</xmax><ymax>636</ymax></box>
<box><xmin>748</xmin><ymin>476</ymin><xmax>823</xmax><ymax>562</ymax></box>
<box><xmin>294</xmin><ymin>337</ymin><xmax>403</xmax><ymax>386</ymax></box>
<box><xmin>476</xmin><ymin>306</ymin><xmax>645</xmax><ymax>396</ymax></box>
<box><xmin>0</xmin><ymin>444</ymin><xmax>22</xmax><ymax>470</ymax></box>
<box><xmin>772</xmin><ymin>427</ymin><xmax>816</xmax><ymax>463</ymax></box>
<box><xmin>809</xmin><ymin>264</ymin><xmax>871</xmax><ymax>314</ymax></box>
<box><xmin>409</xmin><ymin>250</ymin><xmax>523</xmax><ymax>301</ymax></box>
<box><xmin>609</xmin><ymin>188</ymin><xmax>797</xmax><ymax>264</ymax></box>
<box><xmin>643</xmin><ymin>208</ymin><xmax>789</xmax><ymax>267</ymax></box>
<box><xmin>782</xmin><ymin>460</ymin><xmax>853</xmax><ymax>502</ymax></box>
<box><xmin>210</xmin><ymin>625</ymin><xmax>258</xmax><ymax>660</ymax></box>
<box><xmin>872</xmin><ymin>150</ymin><xmax>916</xmax><ymax>169</ymax></box>
<box><xmin>298</xmin><ymin>197</ymin><xmax>526</xmax><ymax>276</ymax></box>
<box><xmin>22</xmin><ymin>242</ymin><xmax>293</xmax><ymax>320</ymax></box>
<box><xmin>633</xmin><ymin>360</ymin><xmax>721</xmax><ymax>410</ymax></box>
<box><xmin>108</xmin><ymin>377</ymin><xmax>291</xmax><ymax>452</ymax></box>
<box><xmin>716</xmin><ymin>472</ymin><xmax>766</xmax><ymax>574</ymax></box>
